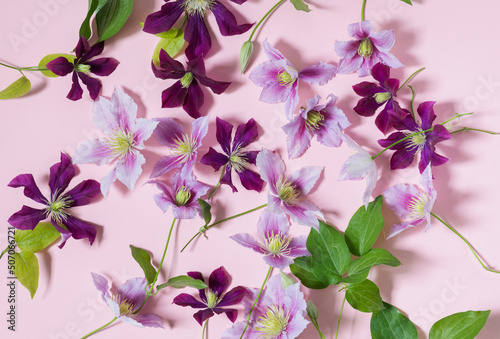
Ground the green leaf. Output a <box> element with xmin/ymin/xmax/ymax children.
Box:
<box><xmin>38</xmin><ymin>54</ymin><xmax>76</xmax><ymax>78</ymax></box>
<box><xmin>79</xmin><ymin>0</ymin><xmax>109</xmax><ymax>39</ymax></box>
<box><xmin>290</xmin><ymin>256</ymin><xmax>329</xmax><ymax>289</ymax></box>
<box><xmin>307</xmin><ymin>221</ymin><xmax>351</xmax><ymax>285</ymax></box>
<box><xmin>96</xmin><ymin>0</ymin><xmax>134</xmax><ymax>41</ymax></box>
<box><xmin>346</xmin><ymin>248</ymin><xmax>401</xmax><ymax>282</ymax></box>
<box><xmin>157</xmin><ymin>275</ymin><xmax>207</xmax><ymax>292</ymax></box>
<box><xmin>290</xmin><ymin>0</ymin><xmax>311</xmax><ymax>12</ymax></box>
<box><xmin>198</xmin><ymin>198</ymin><xmax>212</xmax><ymax>226</ymax></box>
<box><xmin>130</xmin><ymin>245</ymin><xmax>157</xmax><ymax>285</ymax></box>
<box><xmin>429</xmin><ymin>310</ymin><xmax>490</xmax><ymax>339</ymax></box>
<box><xmin>371</xmin><ymin>302</ymin><xmax>418</xmax><ymax>339</ymax></box>
<box><xmin>0</xmin><ymin>76</ymin><xmax>31</xmax><ymax>100</ymax></box>
<box><xmin>13</xmin><ymin>251</ymin><xmax>39</xmax><ymax>299</ymax></box>
<box><xmin>14</xmin><ymin>223</ymin><xmax>60</xmax><ymax>253</ymax></box>
<box><xmin>400</xmin><ymin>0</ymin><xmax>412</xmax><ymax>5</ymax></box>
<box><xmin>344</xmin><ymin>195</ymin><xmax>385</xmax><ymax>256</ymax></box>
<box><xmin>345</xmin><ymin>279</ymin><xmax>385</xmax><ymax>313</ymax></box>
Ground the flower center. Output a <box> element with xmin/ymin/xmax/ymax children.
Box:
<box><xmin>182</xmin><ymin>0</ymin><xmax>215</xmax><ymax>16</ymax></box>
<box><xmin>255</xmin><ymin>305</ymin><xmax>290</xmax><ymax>338</ymax></box>
<box><xmin>46</xmin><ymin>192</ymin><xmax>72</xmax><ymax>224</ymax></box>
<box><xmin>305</xmin><ymin>110</ymin><xmax>325</xmax><ymax>130</ymax></box>
<box><xmin>206</xmin><ymin>291</ymin><xmax>219</xmax><ymax>309</ymax></box>
<box><xmin>260</xmin><ymin>231</ymin><xmax>292</xmax><ymax>256</ymax></box>
<box><xmin>408</xmin><ymin>194</ymin><xmax>428</xmax><ymax>219</ymax></box>
<box><xmin>411</xmin><ymin>131</ymin><xmax>427</xmax><ymax>146</ymax></box>
<box><xmin>374</xmin><ymin>91</ymin><xmax>391</xmax><ymax>104</ymax></box>
<box><xmin>113</xmin><ymin>295</ymin><xmax>135</xmax><ymax>316</ymax></box>
<box><xmin>175</xmin><ymin>186</ymin><xmax>192</xmax><ymax>206</ymax></box>
<box><xmin>276</xmin><ymin>68</ymin><xmax>296</xmax><ymax>87</ymax></box>
<box><xmin>229</xmin><ymin>148</ymin><xmax>250</xmax><ymax>173</ymax></box>
<box><xmin>172</xmin><ymin>133</ymin><xmax>197</xmax><ymax>163</ymax></box>
<box><xmin>358</xmin><ymin>38</ymin><xmax>374</xmax><ymax>59</ymax></box>
<box><xmin>180</xmin><ymin>72</ymin><xmax>194</xmax><ymax>88</ymax></box>
<box><xmin>276</xmin><ymin>176</ymin><xmax>300</xmax><ymax>205</ymax></box>
<box><xmin>108</xmin><ymin>128</ymin><xmax>135</xmax><ymax>158</ymax></box>
<box><xmin>75</xmin><ymin>63</ymin><xmax>91</xmax><ymax>74</ymax></box>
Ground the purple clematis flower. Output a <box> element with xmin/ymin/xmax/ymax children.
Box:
<box><xmin>200</xmin><ymin>117</ymin><xmax>264</xmax><ymax>193</ymax></box>
<box><xmin>7</xmin><ymin>153</ymin><xmax>100</xmax><ymax>248</ymax></box>
<box><xmin>143</xmin><ymin>0</ymin><xmax>252</xmax><ymax>60</ymax></box>
<box><xmin>173</xmin><ymin>266</ymin><xmax>247</xmax><ymax>325</ymax></box>
<box><xmin>91</xmin><ymin>273</ymin><xmax>163</xmax><ymax>328</ymax></box>
<box><xmin>150</xmin><ymin>116</ymin><xmax>209</xmax><ymax>179</ymax></box>
<box><xmin>282</xmin><ymin>94</ymin><xmax>350</xmax><ymax>159</ymax></box>
<box><xmin>230</xmin><ymin>210</ymin><xmax>309</xmax><ymax>270</ymax></box>
<box><xmin>249</xmin><ymin>39</ymin><xmax>337</xmax><ymax>120</ymax></box>
<box><xmin>377</xmin><ymin>101</ymin><xmax>451</xmax><ymax>173</ymax></box>
<box><xmin>256</xmin><ymin>148</ymin><xmax>324</xmax><ymax>229</ymax></box>
<box><xmin>152</xmin><ymin>50</ymin><xmax>231</xmax><ymax>118</ymax></box>
<box><xmin>353</xmin><ymin>62</ymin><xmax>407</xmax><ymax>133</ymax></box>
<box><xmin>383</xmin><ymin>164</ymin><xmax>436</xmax><ymax>238</ymax></box>
<box><xmin>338</xmin><ymin>135</ymin><xmax>378</xmax><ymax>209</ymax></box>
<box><xmin>46</xmin><ymin>36</ymin><xmax>119</xmax><ymax>101</ymax></box>
<box><xmin>150</xmin><ymin>170</ymin><xmax>210</xmax><ymax>219</ymax></box>
<box><xmin>221</xmin><ymin>274</ymin><xmax>308</xmax><ymax>339</ymax></box>
<box><xmin>335</xmin><ymin>21</ymin><xmax>403</xmax><ymax>77</ymax></box>
<box><xmin>73</xmin><ymin>87</ymin><xmax>158</xmax><ymax>197</ymax></box>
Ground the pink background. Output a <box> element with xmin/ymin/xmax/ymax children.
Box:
<box><xmin>1</xmin><ymin>0</ymin><xmax>500</xmax><ymax>338</ymax></box>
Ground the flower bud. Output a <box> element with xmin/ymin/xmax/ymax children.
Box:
<box><xmin>240</xmin><ymin>41</ymin><xmax>254</xmax><ymax>74</ymax></box>
<box><xmin>306</xmin><ymin>300</ymin><xmax>319</xmax><ymax>320</ymax></box>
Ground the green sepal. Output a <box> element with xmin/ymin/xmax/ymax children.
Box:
<box><xmin>156</xmin><ymin>275</ymin><xmax>208</xmax><ymax>292</ymax></box>
<box><xmin>14</xmin><ymin>222</ymin><xmax>60</xmax><ymax>253</ymax></box>
<box><xmin>400</xmin><ymin>0</ymin><xmax>412</xmax><ymax>5</ymax></box>
<box><xmin>198</xmin><ymin>199</ymin><xmax>212</xmax><ymax>226</ymax></box>
<box><xmin>0</xmin><ymin>76</ymin><xmax>31</xmax><ymax>100</ymax></box>
<box><xmin>429</xmin><ymin>310</ymin><xmax>490</xmax><ymax>339</ymax></box>
<box><xmin>290</xmin><ymin>0</ymin><xmax>311</xmax><ymax>12</ymax></box>
<box><xmin>130</xmin><ymin>245</ymin><xmax>157</xmax><ymax>285</ymax></box>
<box><xmin>289</xmin><ymin>256</ymin><xmax>329</xmax><ymax>289</ymax></box>
<box><xmin>345</xmin><ymin>279</ymin><xmax>385</xmax><ymax>313</ymax></box>
<box><xmin>96</xmin><ymin>0</ymin><xmax>134</xmax><ymax>41</ymax></box>
<box><xmin>370</xmin><ymin>302</ymin><xmax>418</xmax><ymax>339</ymax></box>
<box><xmin>345</xmin><ymin>248</ymin><xmax>401</xmax><ymax>283</ymax></box>
<box><xmin>38</xmin><ymin>54</ymin><xmax>76</xmax><ymax>78</ymax></box>
<box><xmin>13</xmin><ymin>251</ymin><xmax>39</xmax><ymax>299</ymax></box>
<box><xmin>344</xmin><ymin>195</ymin><xmax>385</xmax><ymax>256</ymax></box>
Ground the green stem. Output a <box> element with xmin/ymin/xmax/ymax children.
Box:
<box><xmin>312</xmin><ymin>318</ymin><xmax>326</xmax><ymax>339</ymax></box>
<box><xmin>335</xmin><ymin>293</ymin><xmax>347</xmax><ymax>339</ymax></box>
<box><xmin>81</xmin><ymin>317</ymin><xmax>117</xmax><ymax>339</ymax></box>
<box><xmin>441</xmin><ymin>112</ymin><xmax>473</xmax><ymax>125</ymax></box>
<box><xmin>136</xmin><ymin>218</ymin><xmax>177</xmax><ymax>312</ymax></box>
<box><xmin>361</xmin><ymin>0</ymin><xmax>367</xmax><ymax>21</ymax></box>
<box><xmin>408</xmin><ymin>85</ymin><xmax>417</xmax><ymax>122</ymax></box>
<box><xmin>202</xmin><ymin>318</ymin><xmax>209</xmax><ymax>339</ymax></box>
<box><xmin>431</xmin><ymin>212</ymin><xmax>500</xmax><ymax>274</ymax></box>
<box><xmin>450</xmin><ymin>127</ymin><xmax>499</xmax><ymax>135</ymax></box>
<box><xmin>398</xmin><ymin>67</ymin><xmax>425</xmax><ymax>92</ymax></box>
<box><xmin>0</xmin><ymin>244</ymin><xmax>10</xmax><ymax>260</ymax></box>
<box><xmin>180</xmin><ymin>203</ymin><xmax>267</xmax><ymax>252</ymax></box>
<box><xmin>208</xmin><ymin>167</ymin><xmax>225</xmax><ymax>200</ymax></box>
<box><xmin>247</xmin><ymin>0</ymin><xmax>286</xmax><ymax>42</ymax></box>
<box><xmin>0</xmin><ymin>62</ymin><xmax>47</xmax><ymax>72</ymax></box>
<box><xmin>372</xmin><ymin>126</ymin><xmax>434</xmax><ymax>159</ymax></box>
<box><xmin>240</xmin><ymin>266</ymin><xmax>273</xmax><ymax>339</ymax></box>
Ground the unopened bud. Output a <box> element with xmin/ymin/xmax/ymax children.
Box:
<box><xmin>240</xmin><ymin>41</ymin><xmax>254</xmax><ymax>74</ymax></box>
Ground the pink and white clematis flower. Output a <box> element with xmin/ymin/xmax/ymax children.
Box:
<box><xmin>249</xmin><ymin>39</ymin><xmax>337</xmax><ymax>120</ymax></box>
<box><xmin>383</xmin><ymin>164</ymin><xmax>436</xmax><ymax>238</ymax></box>
<box><xmin>73</xmin><ymin>87</ymin><xmax>158</xmax><ymax>197</ymax></box>
<box><xmin>256</xmin><ymin>148</ymin><xmax>324</xmax><ymax>229</ymax></box>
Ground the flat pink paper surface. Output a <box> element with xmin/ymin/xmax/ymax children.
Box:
<box><xmin>1</xmin><ymin>1</ymin><xmax>500</xmax><ymax>338</ymax></box>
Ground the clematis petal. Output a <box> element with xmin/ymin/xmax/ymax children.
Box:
<box><xmin>67</xmin><ymin>72</ymin><xmax>84</xmax><ymax>101</ymax></box>
<box><xmin>236</xmin><ymin>168</ymin><xmax>264</xmax><ymax>193</ymax></box>
<box><xmin>390</xmin><ymin>147</ymin><xmax>418</xmax><ymax>170</ymax></box>
<box><xmin>65</xmin><ymin>179</ymin><xmax>101</xmax><ymax>207</ymax></box>
<box><xmin>334</xmin><ymin>40</ymin><xmax>359</xmax><ymax>58</ymax></box>
<box><xmin>193</xmin><ymin>309</ymin><xmax>215</xmax><ymax>326</ymax></box>
<box><xmin>337</xmin><ymin>53</ymin><xmax>363</xmax><ymax>75</ymax></box>
<box><xmin>173</xmin><ymin>293</ymin><xmax>207</xmax><ymax>309</ymax></box>
<box><xmin>383</xmin><ymin>183</ymin><xmax>425</xmax><ymax>220</ymax></box>
<box><xmin>133</xmin><ymin>313</ymin><xmax>164</xmax><ymax>328</ymax></box>
<box><xmin>217</xmin><ymin>286</ymin><xmax>247</xmax><ymax>307</ymax></box>
<box><xmin>133</xmin><ymin>118</ymin><xmax>159</xmax><ymax>147</ymax></box>
<box><xmin>86</xmin><ymin>57</ymin><xmax>119</xmax><ymax>76</ymax></box>
<box><xmin>363</xmin><ymin>162</ymin><xmax>378</xmax><ymax>208</ymax></box>
<box><xmin>288</xmin><ymin>236</ymin><xmax>309</xmax><ymax>257</ymax></box>
<box><xmin>8</xmin><ymin>206</ymin><xmax>46</xmax><ymax>230</ymax></box>
<box><xmin>79</xmin><ymin>40</ymin><xmax>105</xmax><ymax>63</ymax></box>
<box><xmin>387</xmin><ymin>220</ymin><xmax>422</xmax><ymax>239</ymax></box>
<box><xmin>230</xmin><ymin>233</ymin><xmax>263</xmax><ymax>253</ymax></box>
<box><xmin>62</xmin><ymin>216</ymin><xmax>97</xmax><ymax>245</ymax></box>
<box><xmin>115</xmin><ymin>152</ymin><xmax>146</xmax><ymax>191</ymax></box>
<box><xmin>220</xmin><ymin>165</ymin><xmax>238</xmax><ymax>193</ymax></box>
<box><xmin>209</xmin><ymin>266</ymin><xmax>231</xmax><ymax>296</ymax></box>
<box><xmin>348</xmin><ymin>21</ymin><xmax>373</xmax><ymax>39</ymax></box>
<box><xmin>263</xmin><ymin>255</ymin><xmax>293</xmax><ymax>270</ymax></box>
<box><xmin>233</xmin><ymin>118</ymin><xmax>258</xmax><ymax>151</ymax></box>
<box><xmin>316</xmin><ymin>120</ymin><xmax>346</xmax><ymax>148</ymax></box>
<box><xmin>100</xmin><ymin>165</ymin><xmax>118</xmax><ymax>197</ymax></box>
<box><xmin>143</xmin><ymin>1</ymin><xmax>184</xmax><ymax>34</ymax></box>
<box><xmin>282</xmin><ymin>114</ymin><xmax>311</xmax><ymax>159</ymax></box>
<box><xmin>419</xmin><ymin>144</ymin><xmax>449</xmax><ymax>173</ymax></box>
<box><xmin>191</xmin><ymin>115</ymin><xmax>210</xmax><ymax>148</ymax></box>
<box><xmin>8</xmin><ymin>174</ymin><xmax>47</xmax><ymax>204</ymax></box>
<box><xmin>257</xmin><ymin>209</ymin><xmax>290</xmax><ymax>238</ymax></box>
<box><xmin>150</xmin><ymin>155</ymin><xmax>186</xmax><ymax>178</ymax></box>
<box><xmin>213</xmin><ymin>308</ymin><xmax>239</xmax><ymax>323</ymax></box>
<box><xmin>370</xmin><ymin>29</ymin><xmax>395</xmax><ymax>51</ymax></box>
<box><xmin>283</xmin><ymin>202</ymin><xmax>323</xmax><ymax>230</ymax></box>
<box><xmin>195</xmin><ymin>74</ymin><xmax>231</xmax><ymax>95</ymax></box>
<box><xmin>248</xmin><ymin>60</ymin><xmax>281</xmax><ymax>88</ymax></box>
<box><xmin>200</xmin><ymin>147</ymin><xmax>229</xmax><ymax>171</ymax></box>
<box><xmin>116</xmin><ymin>277</ymin><xmax>148</xmax><ymax>312</ymax></box>
<box><xmin>376</xmin><ymin>50</ymin><xmax>404</xmax><ymax>69</ymax></box>
<box><xmin>352</xmin><ymin>82</ymin><xmax>383</xmax><ymax>97</ymax></box>
<box><xmin>371</xmin><ymin>62</ymin><xmax>390</xmax><ymax>83</ymax></box>
<box><xmin>211</xmin><ymin>1</ymin><xmax>253</xmax><ymax>36</ymax></box>
<box><xmin>256</xmin><ymin>149</ymin><xmax>284</xmax><ymax>191</ymax></box>
<box><xmin>298</xmin><ymin>61</ymin><xmax>337</xmax><ymax>86</ymax></box>
<box><xmin>73</xmin><ymin>139</ymin><xmax>114</xmax><ymax>166</ymax></box>
<box><xmin>283</xmin><ymin>81</ymin><xmax>299</xmax><ymax>120</ymax></box>
<box><xmin>262</xmin><ymin>39</ymin><xmax>285</xmax><ymax>61</ymax></box>
<box><xmin>184</xmin><ymin>14</ymin><xmax>211</xmax><ymax>60</ymax></box>
<box><xmin>258</xmin><ymin>81</ymin><xmax>291</xmax><ymax>104</ymax></box>
<box><xmin>110</xmin><ymin>87</ymin><xmax>139</xmax><ymax>131</ymax></box>
<box><xmin>74</xmin><ymin>35</ymin><xmax>91</xmax><ymax>59</ymax></box>
<box><xmin>183</xmin><ymin>80</ymin><xmax>204</xmax><ymax>118</ymax></box>
<box><xmin>46</xmin><ymin>57</ymin><xmax>74</xmax><ymax>76</ymax></box>
<box><xmin>49</xmin><ymin>153</ymin><xmax>75</xmax><ymax>196</ymax></box>
<box><xmin>289</xmin><ymin>166</ymin><xmax>323</xmax><ymax>195</ymax></box>
<box><xmin>91</xmin><ymin>273</ymin><xmax>110</xmax><ymax>301</ymax></box>
<box><xmin>78</xmin><ymin>72</ymin><xmax>102</xmax><ymax>101</ymax></box>
<box><xmin>153</xmin><ymin>50</ymin><xmax>186</xmax><ymax>79</ymax></box>
<box><xmin>153</xmin><ymin>117</ymin><xmax>185</xmax><ymax>147</ymax></box>
<box><xmin>161</xmin><ymin>81</ymin><xmax>188</xmax><ymax>108</ymax></box>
